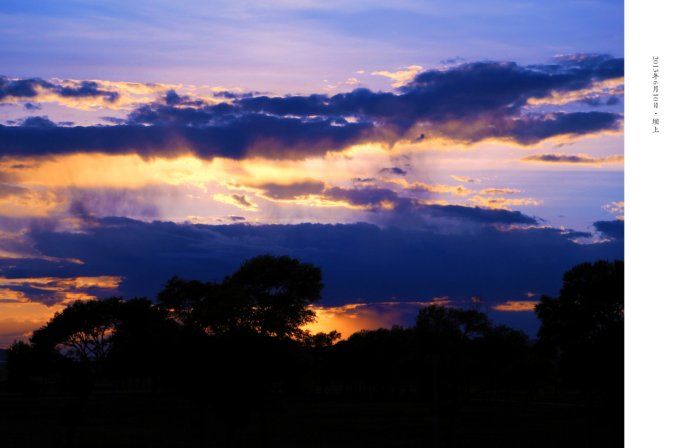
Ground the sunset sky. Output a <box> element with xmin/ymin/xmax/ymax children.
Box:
<box><xmin>0</xmin><ymin>0</ymin><xmax>623</xmax><ymax>345</ymax></box>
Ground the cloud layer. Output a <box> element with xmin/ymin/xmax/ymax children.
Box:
<box><xmin>1</xmin><ymin>76</ymin><xmax>121</xmax><ymax>104</ymax></box>
<box><xmin>0</xmin><ymin>55</ymin><xmax>623</xmax><ymax>160</ymax></box>
<box><xmin>522</xmin><ymin>153</ymin><xmax>623</xmax><ymax>165</ymax></box>
<box><xmin>0</xmin><ymin>217</ymin><xmax>622</xmax><ymax>307</ymax></box>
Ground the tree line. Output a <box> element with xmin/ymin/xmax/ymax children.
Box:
<box><xmin>5</xmin><ymin>256</ymin><xmax>623</xmax><ymax>447</ymax></box>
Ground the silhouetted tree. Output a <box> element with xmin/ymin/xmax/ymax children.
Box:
<box><xmin>108</xmin><ymin>298</ymin><xmax>179</xmax><ymax>382</ymax></box>
<box><xmin>155</xmin><ymin>255</ymin><xmax>324</xmax><ymax>446</ymax></box>
<box><xmin>535</xmin><ymin>260</ymin><xmax>623</xmax><ymax>447</ymax></box>
<box><xmin>223</xmin><ymin>255</ymin><xmax>323</xmax><ymax>338</ymax></box>
<box><xmin>332</xmin><ymin>326</ymin><xmax>416</xmax><ymax>397</ymax></box>
<box><xmin>535</xmin><ymin>260</ymin><xmax>623</xmax><ymax>392</ymax></box>
<box><xmin>157</xmin><ymin>276</ymin><xmax>213</xmax><ymax>329</ymax></box>
<box><xmin>300</xmin><ymin>330</ymin><xmax>341</xmax><ymax>349</ymax></box>
<box><xmin>474</xmin><ymin>324</ymin><xmax>531</xmax><ymax>395</ymax></box>
<box><xmin>157</xmin><ymin>255</ymin><xmax>323</xmax><ymax>339</ymax></box>
<box><xmin>30</xmin><ymin>298</ymin><xmax>122</xmax><ymax>365</ymax></box>
<box><xmin>5</xmin><ymin>340</ymin><xmax>63</xmax><ymax>391</ymax></box>
<box><xmin>416</xmin><ymin>305</ymin><xmax>490</xmax><ymax>350</ymax></box>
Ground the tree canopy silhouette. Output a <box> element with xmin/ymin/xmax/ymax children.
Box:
<box><xmin>30</xmin><ymin>297</ymin><xmax>122</xmax><ymax>363</ymax></box>
<box><xmin>224</xmin><ymin>254</ymin><xmax>323</xmax><ymax>337</ymax></box>
<box><xmin>535</xmin><ymin>260</ymin><xmax>623</xmax><ymax>399</ymax></box>
<box><xmin>416</xmin><ymin>304</ymin><xmax>490</xmax><ymax>351</ymax></box>
<box><xmin>157</xmin><ymin>255</ymin><xmax>322</xmax><ymax>338</ymax></box>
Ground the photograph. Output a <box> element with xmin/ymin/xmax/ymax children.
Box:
<box><xmin>0</xmin><ymin>0</ymin><xmax>653</xmax><ymax>446</ymax></box>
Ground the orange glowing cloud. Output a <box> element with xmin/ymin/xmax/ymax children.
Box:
<box><xmin>0</xmin><ymin>276</ymin><xmax>121</xmax><ymax>291</ymax></box>
<box><xmin>0</xmin><ymin>275</ymin><xmax>123</xmax><ymax>347</ymax></box>
<box><xmin>303</xmin><ymin>297</ymin><xmax>453</xmax><ymax>338</ymax></box>
<box><xmin>469</xmin><ymin>195</ymin><xmax>541</xmax><ymax>209</ymax></box>
<box><xmin>526</xmin><ymin>77</ymin><xmax>624</xmax><ymax>107</ymax></box>
<box><xmin>491</xmin><ymin>300</ymin><xmax>539</xmax><ymax>312</ymax></box>
<box><xmin>371</xmin><ymin>65</ymin><xmax>423</xmax><ymax>88</ymax></box>
<box><xmin>0</xmin><ymin>185</ymin><xmax>63</xmax><ymax>217</ymax></box>
<box><xmin>2</xmin><ymin>153</ymin><xmax>233</xmax><ymax>189</ymax></box>
<box><xmin>0</xmin><ymin>301</ymin><xmax>73</xmax><ymax>347</ymax></box>
<box><xmin>304</xmin><ymin>304</ymin><xmax>405</xmax><ymax>338</ymax></box>
<box><xmin>0</xmin><ymin>276</ymin><xmax>123</xmax><ymax>305</ymax></box>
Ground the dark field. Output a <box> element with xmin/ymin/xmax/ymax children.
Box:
<box><xmin>0</xmin><ymin>384</ymin><xmax>610</xmax><ymax>448</ymax></box>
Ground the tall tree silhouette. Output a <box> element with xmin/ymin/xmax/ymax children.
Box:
<box><xmin>535</xmin><ymin>260</ymin><xmax>623</xmax><ymax>391</ymax></box>
<box><xmin>535</xmin><ymin>260</ymin><xmax>623</xmax><ymax>447</ymax></box>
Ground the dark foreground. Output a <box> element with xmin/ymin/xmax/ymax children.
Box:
<box><xmin>0</xmin><ymin>384</ymin><xmax>618</xmax><ymax>448</ymax></box>
<box><xmin>1</xmin><ymin>258</ymin><xmax>623</xmax><ymax>447</ymax></box>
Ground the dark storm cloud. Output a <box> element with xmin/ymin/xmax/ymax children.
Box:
<box><xmin>0</xmin><ymin>218</ymin><xmax>622</xmax><ymax>310</ymax></box>
<box><xmin>0</xmin><ymin>114</ymin><xmax>374</xmax><ymax>159</ymax></box>
<box><xmin>0</xmin><ymin>55</ymin><xmax>623</xmax><ymax>160</ymax></box>
<box><xmin>594</xmin><ymin>219</ymin><xmax>624</xmax><ymax>240</ymax></box>
<box><xmin>0</xmin><ymin>77</ymin><xmax>52</xmax><ymax>100</ymax></box>
<box><xmin>421</xmin><ymin>204</ymin><xmax>537</xmax><ymax>225</ymax></box>
<box><xmin>164</xmin><ymin>89</ymin><xmax>184</xmax><ymax>105</ymax></box>
<box><xmin>19</xmin><ymin>116</ymin><xmax>56</xmax><ymax>128</ymax></box>
<box><xmin>0</xmin><ymin>76</ymin><xmax>120</xmax><ymax>102</ymax></box>
<box><xmin>581</xmin><ymin>95</ymin><xmax>622</xmax><ymax>107</ymax></box>
<box><xmin>232</xmin><ymin>56</ymin><xmax>623</xmax><ymax>122</ymax></box>
<box><xmin>495</xmin><ymin>112</ymin><xmax>620</xmax><ymax>145</ymax></box>
<box><xmin>161</xmin><ymin>89</ymin><xmax>205</xmax><ymax>107</ymax></box>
